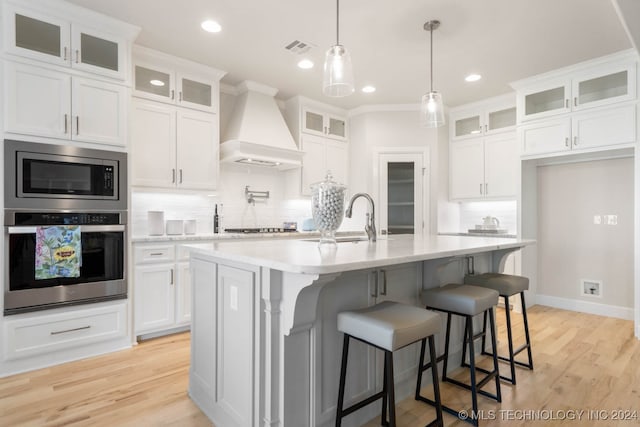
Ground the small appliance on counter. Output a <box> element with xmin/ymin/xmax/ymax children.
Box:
<box><xmin>184</xmin><ymin>219</ymin><xmax>197</xmax><ymax>235</ymax></box>
<box><xmin>148</xmin><ymin>211</ymin><xmax>165</xmax><ymax>235</ymax></box>
<box><xmin>166</xmin><ymin>219</ymin><xmax>184</xmax><ymax>235</ymax></box>
<box><xmin>468</xmin><ymin>216</ymin><xmax>508</xmax><ymax>234</ymax></box>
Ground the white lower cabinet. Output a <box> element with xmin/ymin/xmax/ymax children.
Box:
<box><xmin>133</xmin><ymin>242</ymin><xmax>202</xmax><ymax>336</ymax></box>
<box><xmin>3</xmin><ymin>301</ymin><xmax>128</xmax><ymax>361</ymax></box>
<box><xmin>520</xmin><ymin>103</ymin><xmax>636</xmax><ymax>157</ymax></box>
<box><xmin>314</xmin><ymin>263</ymin><xmax>421</xmax><ymax>425</ymax></box>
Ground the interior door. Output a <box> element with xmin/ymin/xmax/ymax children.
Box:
<box><xmin>377</xmin><ymin>152</ymin><xmax>425</xmax><ymax>236</ymax></box>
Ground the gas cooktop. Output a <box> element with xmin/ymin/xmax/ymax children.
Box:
<box><xmin>224</xmin><ymin>227</ymin><xmax>298</xmax><ymax>234</ymax></box>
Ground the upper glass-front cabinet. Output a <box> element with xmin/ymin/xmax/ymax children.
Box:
<box><xmin>5</xmin><ymin>5</ymin><xmax>127</xmax><ymax>80</ymax></box>
<box><xmin>133</xmin><ymin>62</ymin><xmax>216</xmax><ymax>113</ymax></box>
<box><xmin>450</xmin><ymin>96</ymin><xmax>516</xmax><ymax>140</ymax></box>
<box><xmin>519</xmin><ymin>63</ymin><xmax>636</xmax><ymax>122</ymax></box>
<box><xmin>302</xmin><ymin>107</ymin><xmax>347</xmax><ymax>141</ymax></box>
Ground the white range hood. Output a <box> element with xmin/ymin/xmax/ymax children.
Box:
<box><xmin>220</xmin><ymin>81</ymin><xmax>302</xmax><ymax>170</ymax></box>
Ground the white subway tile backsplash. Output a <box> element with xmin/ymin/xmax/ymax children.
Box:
<box><xmin>458</xmin><ymin>200</ymin><xmax>517</xmax><ymax>233</ymax></box>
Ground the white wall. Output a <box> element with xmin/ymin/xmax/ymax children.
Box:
<box><xmin>536</xmin><ymin>157</ymin><xmax>634</xmax><ymax>315</ymax></box>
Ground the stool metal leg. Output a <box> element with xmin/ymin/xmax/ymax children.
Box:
<box><xmin>336</xmin><ymin>334</ymin><xmax>350</xmax><ymax>427</ymax></box>
<box><xmin>465</xmin><ymin>316</ymin><xmax>479</xmax><ymax>426</ymax></box>
<box><xmin>428</xmin><ymin>335</ymin><xmax>444</xmax><ymax>427</ymax></box>
<box><xmin>521</xmin><ymin>292</ymin><xmax>534</xmax><ymax>370</ymax></box>
<box><xmin>382</xmin><ymin>351</ymin><xmax>388</xmax><ymax>426</ymax></box>
<box><xmin>442</xmin><ymin>313</ymin><xmax>452</xmax><ymax>382</ymax></box>
<box><xmin>503</xmin><ymin>295</ymin><xmax>517</xmax><ymax>384</ymax></box>
<box><xmin>488</xmin><ymin>309</ymin><xmax>502</xmax><ymax>403</ymax></box>
<box><xmin>386</xmin><ymin>351</ymin><xmax>396</xmax><ymax>427</ymax></box>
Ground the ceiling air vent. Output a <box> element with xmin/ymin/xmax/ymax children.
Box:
<box><xmin>285</xmin><ymin>39</ymin><xmax>315</xmax><ymax>55</ymax></box>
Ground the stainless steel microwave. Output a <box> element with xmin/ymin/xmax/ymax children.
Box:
<box><xmin>4</xmin><ymin>140</ymin><xmax>127</xmax><ymax>211</ymax></box>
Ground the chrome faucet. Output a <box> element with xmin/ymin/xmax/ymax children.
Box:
<box><xmin>345</xmin><ymin>193</ymin><xmax>377</xmax><ymax>242</ymax></box>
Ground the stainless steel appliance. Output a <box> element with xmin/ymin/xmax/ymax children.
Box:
<box><xmin>4</xmin><ymin>139</ymin><xmax>126</xmax><ymax>211</ymax></box>
<box><xmin>4</xmin><ymin>140</ymin><xmax>128</xmax><ymax>315</ymax></box>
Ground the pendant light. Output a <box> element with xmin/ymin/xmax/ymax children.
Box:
<box><xmin>323</xmin><ymin>0</ymin><xmax>354</xmax><ymax>97</ymax></box>
<box><xmin>420</xmin><ymin>20</ymin><xmax>445</xmax><ymax>127</ymax></box>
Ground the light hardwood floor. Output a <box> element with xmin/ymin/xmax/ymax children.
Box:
<box><xmin>1</xmin><ymin>305</ymin><xmax>639</xmax><ymax>426</ymax></box>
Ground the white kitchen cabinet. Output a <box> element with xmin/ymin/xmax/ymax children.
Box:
<box><xmin>131</xmin><ymin>99</ymin><xmax>219</xmax><ymax>190</ymax></box>
<box><xmin>450</xmin><ymin>133</ymin><xmax>518</xmax><ymax>200</ymax></box>
<box><xmin>519</xmin><ymin>104</ymin><xmax>636</xmax><ymax>156</ymax></box>
<box><xmin>516</xmin><ymin>56</ymin><xmax>636</xmax><ymax>123</ymax></box>
<box><xmin>133</xmin><ymin>46</ymin><xmax>225</xmax><ymax>113</ymax></box>
<box><xmin>176</xmin><ymin>262</ymin><xmax>192</xmax><ymax>324</ymax></box>
<box><xmin>300</xmin><ymin>134</ymin><xmax>348</xmax><ymax>195</ymax></box>
<box><xmin>134</xmin><ymin>263</ymin><xmax>176</xmax><ymax>333</ymax></box>
<box><xmin>450</xmin><ymin>94</ymin><xmax>516</xmax><ymax>140</ymax></box>
<box><xmin>3</xmin><ymin>1</ymin><xmax>137</xmax><ymax>81</ymax></box>
<box><xmin>4</xmin><ymin>61</ymin><xmax>127</xmax><ymax>146</ymax></box>
<box><xmin>302</xmin><ymin>106</ymin><xmax>347</xmax><ymax>141</ymax></box>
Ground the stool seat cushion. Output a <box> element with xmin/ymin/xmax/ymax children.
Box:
<box><xmin>464</xmin><ymin>273</ymin><xmax>529</xmax><ymax>296</ymax></box>
<box><xmin>337</xmin><ymin>301</ymin><xmax>441</xmax><ymax>352</ymax></box>
<box><xmin>422</xmin><ymin>284</ymin><xmax>498</xmax><ymax>316</ymax></box>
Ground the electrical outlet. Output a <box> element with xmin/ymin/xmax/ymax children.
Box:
<box><xmin>605</xmin><ymin>215</ymin><xmax>618</xmax><ymax>225</ymax></box>
<box><xmin>593</xmin><ymin>215</ymin><xmax>601</xmax><ymax>225</ymax></box>
<box><xmin>580</xmin><ymin>279</ymin><xmax>602</xmax><ymax>298</ymax></box>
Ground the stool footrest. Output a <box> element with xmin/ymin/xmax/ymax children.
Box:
<box><xmin>416</xmin><ymin>395</ymin><xmax>477</xmax><ymax>426</ymax></box>
<box><xmin>340</xmin><ymin>390</ymin><xmax>386</xmax><ymax>418</ymax></box>
<box><xmin>480</xmin><ymin>350</ymin><xmax>534</xmax><ymax>369</ymax></box>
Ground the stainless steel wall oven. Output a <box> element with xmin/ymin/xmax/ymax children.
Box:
<box><xmin>4</xmin><ymin>140</ymin><xmax>128</xmax><ymax>315</ymax></box>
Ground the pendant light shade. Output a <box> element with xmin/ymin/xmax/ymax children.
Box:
<box><xmin>421</xmin><ymin>20</ymin><xmax>445</xmax><ymax>127</ymax></box>
<box><xmin>323</xmin><ymin>0</ymin><xmax>354</xmax><ymax>97</ymax></box>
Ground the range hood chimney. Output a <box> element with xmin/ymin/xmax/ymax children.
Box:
<box><xmin>220</xmin><ymin>81</ymin><xmax>302</xmax><ymax>170</ymax></box>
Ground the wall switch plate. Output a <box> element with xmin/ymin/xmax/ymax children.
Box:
<box><xmin>593</xmin><ymin>215</ymin><xmax>601</xmax><ymax>225</ymax></box>
<box><xmin>605</xmin><ymin>215</ymin><xmax>618</xmax><ymax>225</ymax></box>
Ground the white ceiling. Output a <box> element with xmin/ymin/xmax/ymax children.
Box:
<box><xmin>67</xmin><ymin>0</ymin><xmax>633</xmax><ymax>110</ymax></box>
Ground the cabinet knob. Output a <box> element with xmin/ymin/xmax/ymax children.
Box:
<box><xmin>565</xmin><ymin>137</ymin><xmax>569</xmax><ymax>147</ymax></box>
<box><xmin>380</xmin><ymin>270</ymin><xmax>387</xmax><ymax>296</ymax></box>
<box><xmin>171</xmin><ymin>90</ymin><xmax>175</xmax><ymax>100</ymax></box>
<box><xmin>574</xmin><ymin>97</ymin><xmax>578</xmax><ymax>107</ymax></box>
<box><xmin>63</xmin><ymin>46</ymin><xmax>68</xmax><ymax>61</ymax></box>
<box><xmin>76</xmin><ymin>116</ymin><xmax>80</xmax><ymax>135</ymax></box>
<box><xmin>480</xmin><ymin>183</ymin><xmax>483</xmax><ymax>195</ymax></box>
<box><xmin>172</xmin><ymin>169</ymin><xmax>176</xmax><ymax>183</ymax></box>
<box><xmin>179</xmin><ymin>169</ymin><xmax>183</xmax><ymax>184</ymax></box>
<box><xmin>75</xmin><ymin>49</ymin><xmax>80</xmax><ymax>64</ymax></box>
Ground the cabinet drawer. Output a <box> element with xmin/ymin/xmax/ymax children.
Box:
<box><xmin>4</xmin><ymin>302</ymin><xmax>127</xmax><ymax>360</ymax></box>
<box><xmin>134</xmin><ymin>244</ymin><xmax>175</xmax><ymax>263</ymax></box>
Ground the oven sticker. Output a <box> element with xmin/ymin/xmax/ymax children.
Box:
<box><xmin>35</xmin><ymin>226</ymin><xmax>82</xmax><ymax>280</ymax></box>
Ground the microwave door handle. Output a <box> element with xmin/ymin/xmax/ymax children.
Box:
<box><xmin>7</xmin><ymin>225</ymin><xmax>125</xmax><ymax>234</ymax></box>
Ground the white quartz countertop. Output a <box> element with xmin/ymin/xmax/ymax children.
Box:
<box><xmin>185</xmin><ymin>234</ymin><xmax>534</xmax><ymax>275</ymax></box>
<box><xmin>131</xmin><ymin>230</ymin><xmax>362</xmax><ymax>243</ymax></box>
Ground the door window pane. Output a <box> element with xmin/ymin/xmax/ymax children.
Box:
<box><xmin>387</xmin><ymin>162</ymin><xmax>414</xmax><ymax>235</ymax></box>
<box><xmin>80</xmin><ymin>33</ymin><xmax>118</xmax><ymax>71</ymax></box>
<box><xmin>182</xmin><ymin>78</ymin><xmax>211</xmax><ymax>107</ymax></box>
<box><xmin>135</xmin><ymin>66</ymin><xmax>171</xmax><ymax>97</ymax></box>
<box><xmin>15</xmin><ymin>14</ymin><xmax>60</xmax><ymax>57</ymax></box>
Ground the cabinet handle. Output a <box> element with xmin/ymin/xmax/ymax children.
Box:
<box><xmin>51</xmin><ymin>325</ymin><xmax>90</xmax><ymax>335</ymax></box>
<box><xmin>149</xmin><ymin>252</ymin><xmax>164</xmax><ymax>256</ymax></box>
<box><xmin>565</xmin><ymin>99</ymin><xmax>569</xmax><ymax>108</ymax></box>
<box><xmin>64</xmin><ymin>114</ymin><xmax>68</xmax><ymax>134</ymax></box>
<box><xmin>179</xmin><ymin>169</ymin><xmax>183</xmax><ymax>184</ymax></box>
<box><xmin>573</xmin><ymin>136</ymin><xmax>578</xmax><ymax>146</ymax></box>
<box><xmin>75</xmin><ymin>49</ymin><xmax>79</xmax><ymax>63</ymax></box>
<box><xmin>370</xmin><ymin>271</ymin><xmax>378</xmax><ymax>297</ymax></box>
<box><xmin>484</xmin><ymin>124</ymin><xmax>487</xmax><ymax>133</ymax></box>
<box><xmin>480</xmin><ymin>183</ymin><xmax>483</xmax><ymax>195</ymax></box>
<box><xmin>171</xmin><ymin>89</ymin><xmax>175</xmax><ymax>100</ymax></box>
<box><xmin>565</xmin><ymin>137</ymin><xmax>569</xmax><ymax>147</ymax></box>
<box><xmin>179</xmin><ymin>91</ymin><xmax>183</xmax><ymax>102</ymax></box>
<box><xmin>574</xmin><ymin>97</ymin><xmax>578</xmax><ymax>107</ymax></box>
<box><xmin>172</xmin><ymin>168</ymin><xmax>176</xmax><ymax>183</ymax></box>
<box><xmin>380</xmin><ymin>270</ymin><xmax>387</xmax><ymax>296</ymax></box>
<box><xmin>170</xmin><ymin>269</ymin><xmax>174</xmax><ymax>285</ymax></box>
<box><xmin>76</xmin><ymin>116</ymin><xmax>79</xmax><ymax>135</ymax></box>
<box><xmin>63</xmin><ymin>46</ymin><xmax>68</xmax><ymax>61</ymax></box>
<box><xmin>485</xmin><ymin>183</ymin><xmax>488</xmax><ymax>195</ymax></box>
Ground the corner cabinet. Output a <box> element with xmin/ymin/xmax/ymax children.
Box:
<box><xmin>449</xmin><ymin>94</ymin><xmax>518</xmax><ymax>201</ymax></box>
<box><xmin>130</xmin><ymin>47</ymin><xmax>225</xmax><ymax>191</ymax></box>
<box><xmin>284</xmin><ymin>96</ymin><xmax>349</xmax><ymax>196</ymax></box>
<box><xmin>513</xmin><ymin>51</ymin><xmax>638</xmax><ymax>158</ymax></box>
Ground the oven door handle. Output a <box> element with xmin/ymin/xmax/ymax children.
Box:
<box><xmin>7</xmin><ymin>225</ymin><xmax>125</xmax><ymax>234</ymax></box>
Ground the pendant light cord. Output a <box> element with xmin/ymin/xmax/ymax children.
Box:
<box><xmin>336</xmin><ymin>0</ymin><xmax>340</xmax><ymax>45</ymax></box>
<box><xmin>429</xmin><ymin>25</ymin><xmax>433</xmax><ymax>92</ymax></box>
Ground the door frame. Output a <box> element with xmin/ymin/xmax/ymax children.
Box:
<box><xmin>373</xmin><ymin>147</ymin><xmax>430</xmax><ymax>236</ymax></box>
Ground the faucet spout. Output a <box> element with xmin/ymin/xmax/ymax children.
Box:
<box><xmin>345</xmin><ymin>193</ymin><xmax>377</xmax><ymax>242</ymax></box>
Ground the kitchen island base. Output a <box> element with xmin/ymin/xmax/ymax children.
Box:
<box><xmin>186</xmin><ymin>236</ymin><xmax>531</xmax><ymax>427</ymax></box>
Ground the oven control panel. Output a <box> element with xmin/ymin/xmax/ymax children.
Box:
<box><xmin>12</xmin><ymin>212</ymin><xmax>121</xmax><ymax>226</ymax></box>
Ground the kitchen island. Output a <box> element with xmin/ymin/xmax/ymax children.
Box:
<box><xmin>186</xmin><ymin>234</ymin><xmax>534</xmax><ymax>427</ymax></box>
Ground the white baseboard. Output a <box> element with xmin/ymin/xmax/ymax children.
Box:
<box><xmin>535</xmin><ymin>294</ymin><xmax>634</xmax><ymax>320</ymax></box>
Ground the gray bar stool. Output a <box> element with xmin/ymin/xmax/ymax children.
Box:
<box><xmin>336</xmin><ymin>301</ymin><xmax>444</xmax><ymax>427</ymax></box>
<box><xmin>464</xmin><ymin>272</ymin><xmax>534</xmax><ymax>384</ymax></box>
<box><xmin>418</xmin><ymin>284</ymin><xmax>501</xmax><ymax>427</ymax></box>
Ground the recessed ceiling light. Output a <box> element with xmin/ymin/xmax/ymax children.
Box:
<box><xmin>362</xmin><ymin>85</ymin><xmax>376</xmax><ymax>93</ymax></box>
<box><xmin>201</xmin><ymin>20</ymin><xmax>222</xmax><ymax>33</ymax></box>
<box><xmin>149</xmin><ymin>79</ymin><xmax>165</xmax><ymax>87</ymax></box>
<box><xmin>297</xmin><ymin>59</ymin><xmax>314</xmax><ymax>69</ymax></box>
<box><xmin>465</xmin><ymin>74</ymin><xmax>482</xmax><ymax>82</ymax></box>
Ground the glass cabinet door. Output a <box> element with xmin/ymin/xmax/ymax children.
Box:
<box><xmin>72</xmin><ymin>25</ymin><xmax>126</xmax><ymax>79</ymax></box>
<box><xmin>522</xmin><ymin>83</ymin><xmax>570</xmax><ymax>121</ymax></box>
<box><xmin>8</xmin><ymin>7</ymin><xmax>69</xmax><ymax>67</ymax></box>
<box><xmin>487</xmin><ymin>107</ymin><xmax>516</xmax><ymax>133</ymax></box>
<box><xmin>327</xmin><ymin>115</ymin><xmax>347</xmax><ymax>140</ymax></box>
<box><xmin>134</xmin><ymin>65</ymin><xmax>173</xmax><ymax>100</ymax></box>
<box><xmin>574</xmin><ymin>66</ymin><xmax>634</xmax><ymax>110</ymax></box>
<box><xmin>303</xmin><ymin>108</ymin><xmax>325</xmax><ymax>136</ymax></box>
<box><xmin>454</xmin><ymin>114</ymin><xmax>482</xmax><ymax>139</ymax></box>
<box><xmin>177</xmin><ymin>74</ymin><xmax>215</xmax><ymax>112</ymax></box>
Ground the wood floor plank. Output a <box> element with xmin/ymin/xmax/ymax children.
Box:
<box><xmin>1</xmin><ymin>305</ymin><xmax>639</xmax><ymax>426</ymax></box>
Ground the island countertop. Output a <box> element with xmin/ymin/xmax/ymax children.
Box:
<box><xmin>185</xmin><ymin>234</ymin><xmax>534</xmax><ymax>275</ymax></box>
